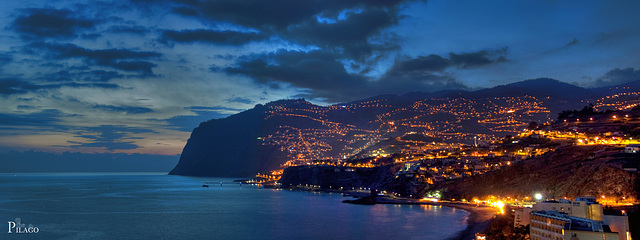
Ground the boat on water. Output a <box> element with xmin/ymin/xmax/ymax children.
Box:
<box><xmin>201</xmin><ymin>182</ymin><xmax>209</xmax><ymax>188</ymax></box>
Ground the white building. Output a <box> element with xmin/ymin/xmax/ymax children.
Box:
<box><xmin>518</xmin><ymin>197</ymin><xmax>630</xmax><ymax>240</ymax></box>
<box><xmin>530</xmin><ymin>211</ymin><xmax>620</xmax><ymax>240</ymax></box>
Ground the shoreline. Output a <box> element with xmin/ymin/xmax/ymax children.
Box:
<box><xmin>281</xmin><ymin>186</ymin><xmax>496</xmax><ymax>240</ymax></box>
<box><xmin>368</xmin><ymin>199</ymin><xmax>497</xmax><ymax>240</ymax></box>
<box><xmin>373</xmin><ymin>199</ymin><xmax>497</xmax><ymax>240</ymax></box>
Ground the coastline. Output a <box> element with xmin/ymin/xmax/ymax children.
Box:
<box><xmin>371</xmin><ymin>199</ymin><xmax>496</xmax><ymax>240</ymax></box>
<box><xmin>374</xmin><ymin>199</ymin><xmax>496</xmax><ymax>240</ymax></box>
<box><xmin>282</xmin><ymin>186</ymin><xmax>497</xmax><ymax>240</ymax></box>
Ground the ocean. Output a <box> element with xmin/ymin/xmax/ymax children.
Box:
<box><xmin>1</xmin><ymin>173</ymin><xmax>469</xmax><ymax>240</ymax></box>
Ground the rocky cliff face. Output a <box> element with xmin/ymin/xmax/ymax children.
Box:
<box><xmin>169</xmin><ymin>104</ymin><xmax>271</xmax><ymax>177</ymax></box>
<box><xmin>170</xmin><ymin>99</ymin><xmax>337</xmax><ymax>177</ymax></box>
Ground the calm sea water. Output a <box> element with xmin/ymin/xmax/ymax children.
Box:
<box><xmin>0</xmin><ymin>173</ymin><xmax>468</xmax><ymax>240</ymax></box>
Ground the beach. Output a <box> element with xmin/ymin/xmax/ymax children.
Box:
<box><xmin>437</xmin><ymin>203</ymin><xmax>497</xmax><ymax>240</ymax></box>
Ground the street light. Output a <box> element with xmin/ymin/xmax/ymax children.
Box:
<box><xmin>534</xmin><ymin>193</ymin><xmax>543</xmax><ymax>201</ymax></box>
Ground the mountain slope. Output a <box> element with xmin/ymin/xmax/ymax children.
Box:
<box><xmin>170</xmin><ymin>79</ymin><xmax>640</xmax><ymax>177</ymax></box>
<box><xmin>435</xmin><ymin>145</ymin><xmax>639</xmax><ymax>201</ymax></box>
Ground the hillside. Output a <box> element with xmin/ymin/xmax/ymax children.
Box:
<box><xmin>170</xmin><ymin>79</ymin><xmax>640</xmax><ymax>177</ymax></box>
<box><xmin>435</xmin><ymin>145</ymin><xmax>640</xmax><ymax>202</ymax></box>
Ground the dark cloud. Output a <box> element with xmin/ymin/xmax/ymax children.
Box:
<box><xmin>170</xmin><ymin>0</ymin><xmax>411</xmax><ymax>60</ymax></box>
<box><xmin>92</xmin><ymin>105</ymin><xmax>154</xmax><ymax>114</ymax></box>
<box><xmin>386</xmin><ymin>55</ymin><xmax>450</xmax><ymax>74</ymax></box>
<box><xmin>285</xmin><ymin>8</ymin><xmax>400</xmax><ymax>60</ymax></box>
<box><xmin>163</xmin><ymin>106</ymin><xmax>244</xmax><ymax>131</ymax></box>
<box><xmin>171</xmin><ymin>0</ymin><xmax>323</xmax><ymax>30</ymax></box>
<box><xmin>374</xmin><ymin>49</ymin><xmax>509</xmax><ymax>94</ymax></box>
<box><xmin>32</xmin><ymin>43</ymin><xmax>161</xmax><ymax>75</ymax></box>
<box><xmin>225</xmin><ymin>49</ymin><xmax>472</xmax><ymax>102</ymax></box>
<box><xmin>110</xmin><ymin>61</ymin><xmax>157</xmax><ymax>74</ymax></box>
<box><xmin>225</xmin><ymin>97</ymin><xmax>254</xmax><ymax>104</ymax></box>
<box><xmin>565</xmin><ymin>38</ymin><xmax>579</xmax><ymax>47</ymax></box>
<box><xmin>385</xmin><ymin>49</ymin><xmax>507</xmax><ymax>79</ymax></box>
<box><xmin>12</xmin><ymin>8</ymin><xmax>96</xmax><ymax>39</ymax></box>
<box><xmin>172</xmin><ymin>0</ymin><xmax>408</xmax><ymax>30</ymax></box>
<box><xmin>0</xmin><ymin>109</ymin><xmax>66</xmax><ymax>126</ymax></box>
<box><xmin>0</xmin><ymin>78</ymin><xmax>40</xmax><ymax>95</ymax></box>
<box><xmin>0</xmin><ymin>53</ymin><xmax>12</xmax><ymax>66</ymax></box>
<box><xmin>50</xmin><ymin>82</ymin><xmax>120</xmax><ymax>89</ymax></box>
<box><xmin>71</xmin><ymin>125</ymin><xmax>155</xmax><ymax>150</ymax></box>
<box><xmin>85</xmin><ymin>70</ymin><xmax>123</xmax><ymax>82</ymax></box>
<box><xmin>109</xmin><ymin>25</ymin><xmax>149</xmax><ymax>35</ymax></box>
<box><xmin>41</xmin><ymin>70</ymin><xmax>123</xmax><ymax>82</ymax></box>
<box><xmin>448</xmin><ymin>49</ymin><xmax>508</xmax><ymax>69</ymax></box>
<box><xmin>0</xmin><ymin>78</ymin><xmax>120</xmax><ymax>95</ymax></box>
<box><xmin>594</xmin><ymin>67</ymin><xmax>640</xmax><ymax>87</ymax></box>
<box><xmin>161</xmin><ymin>29</ymin><xmax>267</xmax><ymax>45</ymax></box>
<box><xmin>226</xmin><ymin>50</ymin><xmax>369</xmax><ymax>101</ymax></box>
<box><xmin>187</xmin><ymin>106</ymin><xmax>244</xmax><ymax>112</ymax></box>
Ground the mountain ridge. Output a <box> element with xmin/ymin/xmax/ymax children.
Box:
<box><xmin>170</xmin><ymin>78</ymin><xmax>640</xmax><ymax>177</ymax></box>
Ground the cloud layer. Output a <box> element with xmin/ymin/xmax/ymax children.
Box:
<box><xmin>0</xmin><ymin>0</ymin><xmax>639</xmax><ymax>155</ymax></box>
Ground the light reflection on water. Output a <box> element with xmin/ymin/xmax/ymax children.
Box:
<box><xmin>1</xmin><ymin>173</ymin><xmax>468</xmax><ymax>240</ymax></box>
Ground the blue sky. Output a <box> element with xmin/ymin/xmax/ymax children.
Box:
<box><xmin>0</xmin><ymin>0</ymin><xmax>639</xmax><ymax>156</ymax></box>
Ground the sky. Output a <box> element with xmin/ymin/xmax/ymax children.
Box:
<box><xmin>1</xmin><ymin>0</ymin><xmax>640</xmax><ymax>157</ymax></box>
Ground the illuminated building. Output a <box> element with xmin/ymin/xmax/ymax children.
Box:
<box><xmin>525</xmin><ymin>197</ymin><xmax>630</xmax><ymax>240</ymax></box>
<box><xmin>530</xmin><ymin>211</ymin><xmax>620</xmax><ymax>240</ymax></box>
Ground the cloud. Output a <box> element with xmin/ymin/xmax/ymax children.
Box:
<box><xmin>0</xmin><ymin>79</ymin><xmax>40</xmax><ymax>95</ymax></box>
<box><xmin>172</xmin><ymin>0</ymin><xmax>408</xmax><ymax>30</ymax></box>
<box><xmin>0</xmin><ymin>109</ymin><xmax>67</xmax><ymax>126</ymax></box>
<box><xmin>171</xmin><ymin>0</ymin><xmax>324</xmax><ymax>30</ymax></box>
<box><xmin>0</xmin><ymin>78</ymin><xmax>120</xmax><ymax>95</ymax></box>
<box><xmin>225</xmin><ymin>97</ymin><xmax>254</xmax><ymax>105</ymax></box>
<box><xmin>32</xmin><ymin>43</ymin><xmax>161</xmax><ymax>75</ymax></box>
<box><xmin>187</xmin><ymin>106</ymin><xmax>244</xmax><ymax>112</ymax></box>
<box><xmin>385</xmin><ymin>55</ymin><xmax>450</xmax><ymax>74</ymax></box>
<box><xmin>565</xmin><ymin>38</ymin><xmax>579</xmax><ymax>47</ymax></box>
<box><xmin>71</xmin><ymin>125</ymin><xmax>155</xmax><ymax>150</ymax></box>
<box><xmin>225</xmin><ymin>47</ymin><xmax>508</xmax><ymax>101</ymax></box>
<box><xmin>170</xmin><ymin>0</ymin><xmax>411</xmax><ymax>60</ymax></box>
<box><xmin>163</xmin><ymin>106</ymin><xmax>243</xmax><ymax>131</ymax></box>
<box><xmin>0</xmin><ymin>53</ymin><xmax>12</xmax><ymax>66</ymax></box>
<box><xmin>12</xmin><ymin>8</ymin><xmax>97</xmax><ymax>39</ymax></box>
<box><xmin>40</xmin><ymin>70</ymin><xmax>123</xmax><ymax>82</ymax></box>
<box><xmin>160</xmin><ymin>29</ymin><xmax>267</xmax><ymax>45</ymax></box>
<box><xmin>385</xmin><ymin>49</ymin><xmax>507</xmax><ymax>78</ymax></box>
<box><xmin>284</xmin><ymin>7</ymin><xmax>401</xmax><ymax>60</ymax></box>
<box><xmin>448</xmin><ymin>49</ymin><xmax>508</xmax><ymax>69</ymax></box>
<box><xmin>224</xmin><ymin>50</ymin><xmax>476</xmax><ymax>102</ymax></box>
<box><xmin>109</xmin><ymin>25</ymin><xmax>149</xmax><ymax>35</ymax></box>
<box><xmin>225</xmin><ymin>50</ymin><xmax>370</xmax><ymax>101</ymax></box>
<box><xmin>92</xmin><ymin>105</ymin><xmax>154</xmax><ymax>114</ymax></box>
<box><xmin>594</xmin><ymin>67</ymin><xmax>640</xmax><ymax>87</ymax></box>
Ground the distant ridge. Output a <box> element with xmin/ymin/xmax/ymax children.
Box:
<box><xmin>464</xmin><ymin>78</ymin><xmax>592</xmax><ymax>99</ymax></box>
